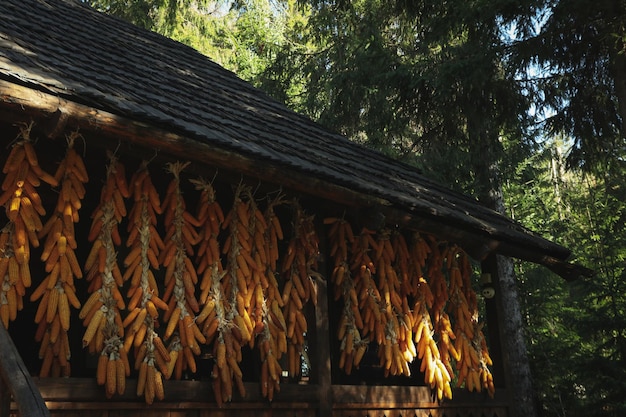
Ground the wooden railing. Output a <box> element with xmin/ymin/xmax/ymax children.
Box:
<box><xmin>0</xmin><ymin>325</ymin><xmax>49</xmax><ymax>417</ymax></box>
<box><xmin>332</xmin><ymin>385</ymin><xmax>509</xmax><ymax>417</ymax></box>
<box><xmin>14</xmin><ymin>378</ymin><xmax>508</xmax><ymax>417</ymax></box>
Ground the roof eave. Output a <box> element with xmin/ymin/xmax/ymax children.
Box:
<box><xmin>0</xmin><ymin>78</ymin><xmax>591</xmax><ymax>280</ymax></box>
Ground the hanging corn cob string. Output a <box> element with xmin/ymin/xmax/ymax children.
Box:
<box><xmin>210</xmin><ymin>183</ymin><xmax>255</xmax><ymax>405</ymax></box>
<box><xmin>257</xmin><ymin>193</ymin><xmax>286</xmax><ymax>401</ymax></box>
<box><xmin>410</xmin><ymin>238</ymin><xmax>453</xmax><ymax>400</ymax></box>
<box><xmin>187</xmin><ymin>177</ymin><xmax>230</xmax><ymax>406</ymax></box>
<box><xmin>325</xmin><ymin>217</ymin><xmax>365</xmax><ymax>375</ymax></box>
<box><xmin>190</xmin><ymin>178</ymin><xmax>225</xmax><ymax>306</ymax></box>
<box><xmin>408</xmin><ymin>232</ymin><xmax>431</xmax><ymax>290</ymax></box>
<box><xmin>448</xmin><ymin>246</ymin><xmax>495</xmax><ymax>397</ymax></box>
<box><xmin>427</xmin><ymin>240</ymin><xmax>457</xmax><ymax>398</ymax></box>
<box><xmin>237</xmin><ymin>186</ymin><xmax>264</xmax><ymax>349</ymax></box>
<box><xmin>350</xmin><ymin>227</ymin><xmax>382</xmax><ymax>374</ymax></box>
<box><xmin>343</xmin><ymin>228</ymin><xmax>376</xmax><ymax>349</ymax></box>
<box><xmin>392</xmin><ymin>231</ymin><xmax>415</xmax><ymax>297</ymax></box>
<box><xmin>33</xmin><ymin>132</ymin><xmax>87</xmax><ymax>378</ymax></box>
<box><xmin>205</xmin><ymin>266</ymin><xmax>229</xmax><ymax>406</ymax></box>
<box><xmin>409</xmin><ymin>246</ymin><xmax>453</xmax><ymax>400</ymax></box>
<box><xmin>0</xmin><ymin>123</ymin><xmax>56</xmax><ymax>329</ymax></box>
<box><xmin>404</xmin><ymin>233</ymin><xmax>452</xmax><ymax>400</ymax></box>
<box><xmin>123</xmin><ymin>161</ymin><xmax>171</xmax><ymax>404</ymax></box>
<box><xmin>280</xmin><ymin>200</ymin><xmax>319</xmax><ymax>380</ymax></box>
<box><xmin>160</xmin><ymin>161</ymin><xmax>203</xmax><ymax>382</ymax></box>
<box><xmin>388</xmin><ymin>231</ymin><xmax>419</xmax><ymax>376</ymax></box>
<box><xmin>80</xmin><ymin>152</ymin><xmax>128</xmax><ymax>397</ymax></box>
<box><xmin>370</xmin><ymin>229</ymin><xmax>407</xmax><ymax>377</ymax></box>
<box><xmin>428</xmin><ymin>240</ymin><xmax>449</xmax><ymax>325</ymax></box>
<box><xmin>190</xmin><ymin>178</ymin><xmax>223</xmax><ymax>345</ymax></box>
<box><xmin>246</xmin><ymin>193</ymin><xmax>270</xmax><ymax>341</ymax></box>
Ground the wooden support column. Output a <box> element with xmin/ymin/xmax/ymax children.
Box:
<box><xmin>0</xmin><ymin>373</ymin><xmax>10</xmax><ymax>417</ymax></box>
<box><xmin>0</xmin><ymin>324</ymin><xmax>50</xmax><ymax>417</ymax></box>
<box><xmin>314</xmin><ymin>274</ymin><xmax>333</xmax><ymax>417</ymax></box>
<box><xmin>481</xmin><ymin>256</ymin><xmax>506</xmax><ymax>388</ymax></box>
<box><xmin>314</xmin><ymin>219</ymin><xmax>333</xmax><ymax>417</ymax></box>
<box><xmin>482</xmin><ymin>254</ymin><xmax>537</xmax><ymax>417</ymax></box>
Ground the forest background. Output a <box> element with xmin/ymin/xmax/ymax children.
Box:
<box><xmin>83</xmin><ymin>0</ymin><xmax>626</xmax><ymax>415</ymax></box>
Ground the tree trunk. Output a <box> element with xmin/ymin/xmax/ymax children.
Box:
<box><xmin>610</xmin><ymin>50</ymin><xmax>626</xmax><ymax>139</ymax></box>
<box><xmin>609</xmin><ymin>3</ymin><xmax>626</xmax><ymax>138</ymax></box>
<box><xmin>482</xmin><ymin>174</ymin><xmax>539</xmax><ymax>417</ymax></box>
<box><xmin>493</xmin><ymin>254</ymin><xmax>538</xmax><ymax>417</ymax></box>
<box><xmin>470</xmin><ymin>104</ymin><xmax>538</xmax><ymax>417</ymax></box>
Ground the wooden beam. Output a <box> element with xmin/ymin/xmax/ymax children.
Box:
<box><xmin>0</xmin><ymin>324</ymin><xmax>49</xmax><ymax>417</ymax></box>
<box><xmin>481</xmin><ymin>257</ymin><xmax>507</xmax><ymax>388</ymax></box>
<box><xmin>34</xmin><ymin>377</ymin><xmax>319</xmax><ymax>403</ymax></box>
<box><xmin>0</xmin><ymin>375</ymin><xmax>10</xmax><ymax>417</ymax></box>
<box><xmin>0</xmin><ymin>80</ymin><xmax>385</xmax><ymax>210</ymax></box>
<box><xmin>384</xmin><ymin>207</ymin><xmax>592</xmax><ymax>281</ymax></box>
<box><xmin>314</xmin><ymin>217</ymin><xmax>333</xmax><ymax>417</ymax></box>
<box><xmin>331</xmin><ymin>384</ymin><xmax>510</xmax><ymax>409</ymax></box>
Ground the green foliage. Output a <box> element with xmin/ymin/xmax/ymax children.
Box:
<box><xmin>258</xmin><ymin>0</ymin><xmax>532</xmax><ymax>205</ymax></box>
<box><xmin>509</xmin><ymin>0</ymin><xmax>626</xmax><ymax>172</ymax></box>
<box><xmin>84</xmin><ymin>0</ymin><xmax>310</xmax><ymax>83</ymax></box>
<box><xmin>508</xmin><ymin>141</ymin><xmax>626</xmax><ymax>416</ymax></box>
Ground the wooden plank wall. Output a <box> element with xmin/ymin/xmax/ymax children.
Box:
<box><xmin>11</xmin><ymin>379</ymin><xmax>319</xmax><ymax>417</ymax></box>
<box><xmin>9</xmin><ymin>379</ymin><xmax>508</xmax><ymax>417</ymax></box>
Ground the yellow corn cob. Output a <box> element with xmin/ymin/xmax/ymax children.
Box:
<box><xmin>46</xmin><ymin>287</ymin><xmax>59</xmax><ymax>324</ymax></box>
<box><xmin>106</xmin><ymin>355</ymin><xmax>117</xmax><ymax>398</ymax></box>
<box><xmin>96</xmin><ymin>353</ymin><xmax>108</xmax><ymax>385</ymax></box>
<box><xmin>82</xmin><ymin>307</ymin><xmax>104</xmax><ymax>347</ymax></box>
<box><xmin>116</xmin><ymin>357</ymin><xmax>126</xmax><ymax>395</ymax></box>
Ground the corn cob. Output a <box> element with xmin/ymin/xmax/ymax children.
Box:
<box><xmin>189</xmin><ymin>178</ymin><xmax>224</xmax><ymax>299</ymax></box>
<box><xmin>447</xmin><ymin>248</ymin><xmax>494</xmax><ymax>397</ymax></box>
<box><xmin>412</xmin><ymin>282</ymin><xmax>452</xmax><ymax>400</ymax></box>
<box><xmin>160</xmin><ymin>162</ymin><xmax>201</xmax><ymax>381</ymax></box>
<box><xmin>0</xmin><ymin>124</ymin><xmax>56</xmax><ymax>330</ymax></box>
<box><xmin>326</xmin><ymin>218</ymin><xmax>368</xmax><ymax>375</ymax></box>
<box><xmin>121</xmin><ymin>161</ymin><xmax>171</xmax><ymax>403</ymax></box>
<box><xmin>82</xmin><ymin>153</ymin><xmax>127</xmax><ymax>395</ymax></box>
<box><xmin>234</xmin><ymin>193</ymin><xmax>286</xmax><ymax>400</ymax></box>
<box><xmin>367</xmin><ymin>230</ymin><xmax>415</xmax><ymax>379</ymax></box>
<box><xmin>279</xmin><ymin>201</ymin><xmax>319</xmax><ymax>379</ymax></box>
<box><xmin>32</xmin><ymin>133</ymin><xmax>87</xmax><ymax>377</ymax></box>
<box><xmin>208</xmin><ymin>183</ymin><xmax>256</xmax><ymax>404</ymax></box>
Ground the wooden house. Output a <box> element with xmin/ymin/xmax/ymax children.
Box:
<box><xmin>0</xmin><ymin>0</ymin><xmax>588</xmax><ymax>416</ymax></box>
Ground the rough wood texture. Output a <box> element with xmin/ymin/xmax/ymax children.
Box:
<box><xmin>0</xmin><ymin>324</ymin><xmax>49</xmax><ymax>417</ymax></box>
<box><xmin>491</xmin><ymin>255</ymin><xmax>538</xmax><ymax>417</ymax></box>
<box><xmin>314</xmin><ymin>219</ymin><xmax>333</xmax><ymax>417</ymax></box>
<box><xmin>481</xmin><ymin>265</ymin><xmax>506</xmax><ymax>388</ymax></box>
<box><xmin>12</xmin><ymin>379</ymin><xmax>508</xmax><ymax>417</ymax></box>
<box><xmin>332</xmin><ymin>385</ymin><xmax>509</xmax><ymax>417</ymax></box>
<box><xmin>1</xmin><ymin>376</ymin><xmax>10</xmax><ymax>417</ymax></box>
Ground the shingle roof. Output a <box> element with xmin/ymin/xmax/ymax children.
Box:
<box><xmin>0</xmin><ymin>0</ymin><xmax>588</xmax><ymax>278</ymax></box>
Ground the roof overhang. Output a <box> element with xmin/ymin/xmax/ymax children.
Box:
<box><xmin>0</xmin><ymin>79</ymin><xmax>593</xmax><ymax>281</ymax></box>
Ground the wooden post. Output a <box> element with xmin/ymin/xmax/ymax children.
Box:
<box><xmin>483</xmin><ymin>254</ymin><xmax>538</xmax><ymax>417</ymax></box>
<box><xmin>0</xmin><ymin>373</ymin><xmax>10</xmax><ymax>417</ymax></box>
<box><xmin>314</xmin><ymin>273</ymin><xmax>333</xmax><ymax>417</ymax></box>
<box><xmin>0</xmin><ymin>324</ymin><xmax>50</xmax><ymax>417</ymax></box>
<box><xmin>314</xmin><ymin>219</ymin><xmax>333</xmax><ymax>417</ymax></box>
<box><xmin>481</xmin><ymin>256</ymin><xmax>506</xmax><ymax>388</ymax></box>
